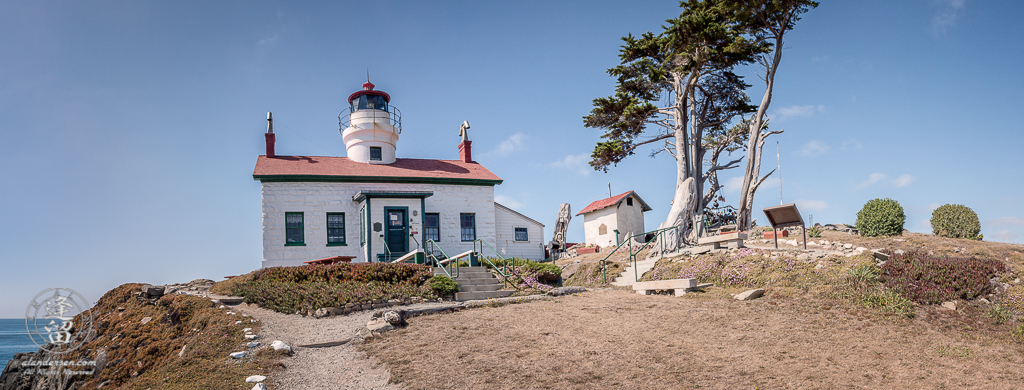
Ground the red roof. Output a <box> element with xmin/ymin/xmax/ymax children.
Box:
<box><xmin>253</xmin><ymin>155</ymin><xmax>503</xmax><ymax>185</ymax></box>
<box><xmin>576</xmin><ymin>191</ymin><xmax>652</xmax><ymax>215</ymax></box>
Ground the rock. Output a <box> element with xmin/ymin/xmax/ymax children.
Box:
<box><xmin>219</xmin><ymin>305</ymin><xmax>225</xmax><ymax>309</ymax></box>
<box><xmin>366</xmin><ymin>318</ymin><xmax>395</xmax><ymax>333</ymax></box>
<box><xmin>734</xmin><ymin>289</ymin><xmax>765</xmax><ymax>301</ymax></box>
<box><xmin>856</xmin><ymin>247</ymin><xmax>867</xmax><ymax>252</ymax></box>
<box><xmin>144</xmin><ymin>286</ymin><xmax>165</xmax><ymax>299</ymax></box>
<box><xmin>383</xmin><ymin>311</ymin><xmax>403</xmax><ymax>326</ymax></box>
<box><xmin>547</xmin><ymin>286</ymin><xmax>587</xmax><ymax>296</ymax></box>
<box><xmin>271</xmin><ymin>340</ymin><xmax>291</xmax><ymax>352</ymax></box>
<box><xmin>785</xmin><ymin>239</ymin><xmax>798</xmax><ymax>246</ymax></box>
<box><xmin>843</xmin><ymin>244</ymin><xmax>853</xmax><ymax>249</ymax></box>
<box><xmin>245</xmin><ymin>375</ymin><xmax>267</xmax><ymax>383</ymax></box>
<box><xmin>178</xmin><ymin>344</ymin><xmax>187</xmax><ymax>358</ymax></box>
<box><xmin>872</xmin><ymin>250</ymin><xmax>890</xmax><ymax>261</ymax></box>
<box><xmin>820</xmin><ymin>240</ymin><xmax>829</xmax><ymax>245</ymax></box>
<box><xmin>815</xmin><ymin>263</ymin><xmax>825</xmax><ymax>270</ymax></box>
<box><xmin>243</xmin><ymin>328</ymin><xmax>252</xmax><ymax>332</ymax></box>
<box><xmin>247</xmin><ymin>342</ymin><xmax>260</xmax><ymax>348</ymax></box>
<box><xmin>941</xmin><ymin>301</ymin><xmax>957</xmax><ymax>311</ymax></box>
<box><xmin>1016</xmin><ymin>278</ymin><xmax>1022</xmax><ymax>284</ymax></box>
<box><xmin>235</xmin><ymin>321</ymin><xmax>242</xmax><ymax>325</ymax></box>
<box><xmin>797</xmin><ymin>254</ymin><xmax>811</xmax><ymax>261</ymax></box>
<box><xmin>388</xmin><ymin>299</ymin><xmax>402</xmax><ymax>306</ymax></box>
<box><xmin>140</xmin><ymin>317</ymin><xmax>152</xmax><ymax>325</ymax></box>
<box><xmin>894</xmin><ymin>249</ymin><xmax>906</xmax><ymax>255</ymax></box>
<box><xmin>245</xmin><ymin>334</ymin><xmax>258</xmax><ymax>340</ymax></box>
<box><xmin>229</xmin><ymin>351</ymin><xmax>246</xmax><ymax>359</ymax></box>
<box><xmin>980</xmin><ymin>298</ymin><xmax>991</xmax><ymax>304</ymax></box>
<box><xmin>313</xmin><ymin>308</ymin><xmax>330</xmax><ymax>318</ymax></box>
<box><xmin>251</xmin><ymin>384</ymin><xmax>267</xmax><ymax>390</ymax></box>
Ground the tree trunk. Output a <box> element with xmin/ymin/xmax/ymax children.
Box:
<box><xmin>737</xmin><ymin>33</ymin><xmax>786</xmax><ymax>230</ymax></box>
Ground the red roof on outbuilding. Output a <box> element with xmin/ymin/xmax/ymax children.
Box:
<box><xmin>576</xmin><ymin>191</ymin><xmax>652</xmax><ymax>215</ymax></box>
<box><xmin>253</xmin><ymin>155</ymin><xmax>503</xmax><ymax>185</ymax></box>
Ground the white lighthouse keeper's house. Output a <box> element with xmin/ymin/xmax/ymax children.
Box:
<box><xmin>253</xmin><ymin>81</ymin><xmax>545</xmax><ymax>268</ymax></box>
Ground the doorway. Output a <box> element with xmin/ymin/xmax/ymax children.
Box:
<box><xmin>384</xmin><ymin>207</ymin><xmax>408</xmax><ymax>255</ymax></box>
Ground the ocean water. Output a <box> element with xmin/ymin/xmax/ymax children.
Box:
<box><xmin>1</xmin><ymin>319</ymin><xmax>38</xmax><ymax>368</ymax></box>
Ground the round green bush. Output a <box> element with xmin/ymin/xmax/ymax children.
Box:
<box><xmin>855</xmin><ymin>198</ymin><xmax>906</xmax><ymax>237</ymax></box>
<box><xmin>930</xmin><ymin>204</ymin><xmax>982</xmax><ymax>240</ymax></box>
<box><xmin>426</xmin><ymin>275</ymin><xmax>459</xmax><ymax>296</ymax></box>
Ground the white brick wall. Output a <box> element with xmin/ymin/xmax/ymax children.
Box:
<box><xmin>261</xmin><ymin>181</ymin><xmax>497</xmax><ymax>268</ymax></box>
<box><xmin>494</xmin><ymin>204</ymin><xmax>545</xmax><ymax>260</ymax></box>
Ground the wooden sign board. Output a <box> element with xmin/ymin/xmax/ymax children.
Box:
<box><xmin>762</xmin><ymin>203</ymin><xmax>806</xmax><ymax>249</ymax></box>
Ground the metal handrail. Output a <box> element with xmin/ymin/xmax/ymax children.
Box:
<box><xmin>378</xmin><ymin>236</ymin><xmax>392</xmax><ymax>263</ymax></box>
<box><xmin>473</xmin><ymin>239</ymin><xmax>517</xmax><ymax>288</ymax></box>
<box><xmin>338</xmin><ymin>106</ymin><xmax>402</xmax><ymax>134</ymax></box>
<box><xmin>598</xmin><ymin>225</ymin><xmax>680</xmax><ymax>284</ymax></box>
<box><xmin>425</xmin><ymin>239</ymin><xmax>458</xmax><ymax>278</ymax></box>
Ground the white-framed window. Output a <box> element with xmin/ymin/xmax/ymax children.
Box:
<box><xmin>514</xmin><ymin>227</ymin><xmax>528</xmax><ymax>242</ymax></box>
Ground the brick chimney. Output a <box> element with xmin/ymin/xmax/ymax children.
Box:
<box><xmin>458</xmin><ymin>140</ymin><xmax>472</xmax><ymax>163</ymax></box>
<box><xmin>265</xmin><ymin>112</ymin><xmax>276</xmax><ymax>158</ymax></box>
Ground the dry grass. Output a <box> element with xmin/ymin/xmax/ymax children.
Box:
<box><xmin>360</xmin><ymin>232</ymin><xmax>1024</xmax><ymax>389</ymax></box>
<box><xmin>361</xmin><ymin>289</ymin><xmax>1024</xmax><ymax>389</ymax></box>
<box><xmin>56</xmin><ymin>283</ymin><xmax>285</xmax><ymax>389</ymax></box>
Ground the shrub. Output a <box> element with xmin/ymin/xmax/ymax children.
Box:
<box><xmin>426</xmin><ymin>275</ymin><xmax>460</xmax><ymax>296</ymax></box>
<box><xmin>846</xmin><ymin>264</ymin><xmax>880</xmax><ymax>289</ymax></box>
<box><xmin>858</xmin><ymin>288</ymin><xmax>915</xmax><ymax>318</ymax></box>
<box><xmin>855</xmin><ymin>198</ymin><xmax>906</xmax><ymax>237</ymax></box>
<box><xmin>986</xmin><ymin>305</ymin><xmax>1011</xmax><ymax>325</ymax></box>
<box><xmin>931</xmin><ymin>204</ymin><xmax>982</xmax><ymax>240</ymax></box>
<box><xmin>881</xmin><ymin>251</ymin><xmax>1006</xmax><ymax>304</ymax></box>
<box><xmin>807</xmin><ymin>226</ymin><xmax>822</xmax><ymax>238</ymax></box>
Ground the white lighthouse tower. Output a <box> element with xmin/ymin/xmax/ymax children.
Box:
<box><xmin>340</xmin><ymin>81</ymin><xmax>402</xmax><ymax>164</ymax></box>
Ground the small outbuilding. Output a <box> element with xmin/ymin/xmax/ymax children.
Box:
<box><xmin>576</xmin><ymin>191</ymin><xmax>652</xmax><ymax>248</ymax></box>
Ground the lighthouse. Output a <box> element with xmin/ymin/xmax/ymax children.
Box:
<box><xmin>340</xmin><ymin>81</ymin><xmax>402</xmax><ymax>164</ymax></box>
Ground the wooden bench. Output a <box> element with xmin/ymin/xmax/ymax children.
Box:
<box><xmin>632</xmin><ymin>278</ymin><xmax>714</xmax><ymax>296</ymax></box>
<box><xmin>697</xmin><ymin>232</ymin><xmax>747</xmax><ymax>249</ymax></box>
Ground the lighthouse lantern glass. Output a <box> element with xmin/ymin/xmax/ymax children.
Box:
<box><xmin>352</xmin><ymin>95</ymin><xmax>388</xmax><ymax>112</ymax></box>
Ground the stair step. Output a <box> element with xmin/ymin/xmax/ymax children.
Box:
<box><xmin>456</xmin><ymin>290</ymin><xmax>514</xmax><ymax>301</ymax></box>
<box><xmin>460</xmin><ymin>283</ymin><xmax>503</xmax><ymax>292</ymax></box>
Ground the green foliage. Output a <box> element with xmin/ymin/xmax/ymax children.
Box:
<box><xmin>855</xmin><ymin>198</ymin><xmax>906</xmax><ymax>237</ymax></box>
<box><xmin>521</xmin><ymin>261</ymin><xmax>562</xmax><ymax>283</ymax></box>
<box><xmin>1014</xmin><ymin>324</ymin><xmax>1024</xmax><ymax>344</ymax></box>
<box><xmin>986</xmin><ymin>305</ymin><xmax>1011</xmax><ymax>325</ymax></box>
<box><xmin>930</xmin><ymin>204</ymin><xmax>983</xmax><ymax>240</ymax></box>
<box><xmin>230</xmin><ymin>263</ymin><xmax>437</xmax><ymax>314</ymax></box>
<box><xmin>426</xmin><ymin>275</ymin><xmax>460</xmax><ymax>296</ymax></box>
<box><xmin>807</xmin><ymin>225</ymin><xmax>822</xmax><ymax>238</ymax></box>
<box><xmin>858</xmin><ymin>288</ymin><xmax>915</xmax><ymax>318</ymax></box>
<box><xmin>846</xmin><ymin>264</ymin><xmax>880</xmax><ymax>289</ymax></box>
<box><xmin>881</xmin><ymin>251</ymin><xmax>1007</xmax><ymax>304</ymax></box>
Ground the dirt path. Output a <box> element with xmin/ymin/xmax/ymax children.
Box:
<box><xmin>360</xmin><ymin>289</ymin><xmax>1024</xmax><ymax>389</ymax></box>
<box><xmin>231</xmin><ymin>301</ymin><xmax>455</xmax><ymax>390</ymax></box>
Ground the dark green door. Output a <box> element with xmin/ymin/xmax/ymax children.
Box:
<box><xmin>385</xmin><ymin>208</ymin><xmax>407</xmax><ymax>255</ymax></box>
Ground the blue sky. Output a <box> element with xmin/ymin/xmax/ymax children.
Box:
<box><xmin>2</xmin><ymin>0</ymin><xmax>1023</xmax><ymax>318</ymax></box>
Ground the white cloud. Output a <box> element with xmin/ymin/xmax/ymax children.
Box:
<box><xmin>794</xmin><ymin>199</ymin><xmax>828</xmax><ymax>212</ymax></box>
<box><xmin>991</xmin><ymin>230</ymin><xmax>1019</xmax><ymax>243</ymax></box>
<box><xmin>989</xmin><ymin>216</ymin><xmax>1024</xmax><ymax>227</ymax></box>
<box><xmin>841</xmin><ymin>139</ymin><xmax>863</xmax><ymax>151</ymax></box>
<box><xmin>856</xmin><ymin>173</ymin><xmax>888</xmax><ymax>189</ymax></box>
<box><xmin>551</xmin><ymin>154</ymin><xmax>592</xmax><ymax>176</ymax></box>
<box><xmin>258</xmin><ymin>35</ymin><xmax>279</xmax><ymax>46</ymax></box>
<box><xmin>723</xmin><ymin>176</ymin><xmax>744</xmax><ymax>194</ymax></box>
<box><xmin>932</xmin><ymin>0</ymin><xmax>965</xmax><ymax>34</ymax></box>
<box><xmin>494</xmin><ymin>194</ymin><xmax>523</xmax><ymax>209</ymax></box>
<box><xmin>892</xmin><ymin>174</ymin><xmax>915</xmax><ymax>187</ymax></box>
<box><xmin>855</xmin><ymin>173</ymin><xmax>915</xmax><ymax>189</ymax></box>
<box><xmin>798</xmin><ymin>140</ymin><xmax>830</xmax><ymax>157</ymax></box>
<box><xmin>491</xmin><ymin>132</ymin><xmax>528</xmax><ymax>157</ymax></box>
<box><xmin>774</xmin><ymin>104</ymin><xmax>824</xmax><ymax>120</ymax></box>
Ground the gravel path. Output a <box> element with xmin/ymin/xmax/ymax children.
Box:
<box><xmin>231</xmin><ymin>301</ymin><xmax>457</xmax><ymax>390</ymax></box>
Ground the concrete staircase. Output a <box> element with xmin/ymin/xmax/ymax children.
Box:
<box><xmin>610</xmin><ymin>258</ymin><xmax>659</xmax><ymax>287</ymax></box>
<box><xmin>434</xmin><ymin>266</ymin><xmax>513</xmax><ymax>301</ymax></box>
